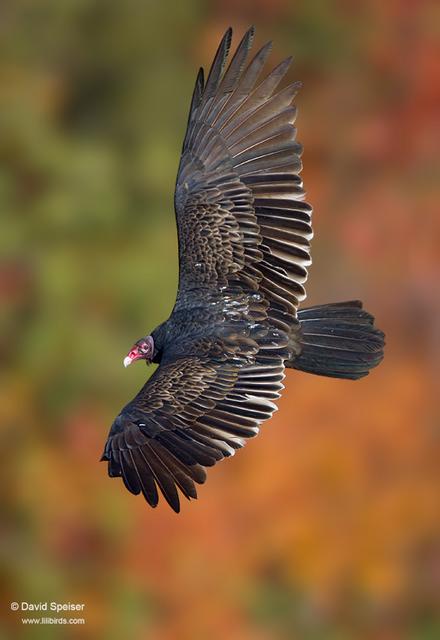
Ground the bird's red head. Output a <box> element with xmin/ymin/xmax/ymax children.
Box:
<box><xmin>123</xmin><ymin>336</ymin><xmax>154</xmax><ymax>367</ymax></box>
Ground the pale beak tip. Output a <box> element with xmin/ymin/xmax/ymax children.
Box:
<box><xmin>123</xmin><ymin>356</ymin><xmax>132</xmax><ymax>368</ymax></box>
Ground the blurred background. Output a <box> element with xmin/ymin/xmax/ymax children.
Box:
<box><xmin>1</xmin><ymin>1</ymin><xmax>439</xmax><ymax>638</ymax></box>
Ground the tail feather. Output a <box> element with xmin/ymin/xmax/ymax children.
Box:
<box><xmin>290</xmin><ymin>301</ymin><xmax>385</xmax><ymax>380</ymax></box>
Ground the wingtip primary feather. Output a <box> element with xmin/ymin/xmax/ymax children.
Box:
<box><xmin>204</xmin><ymin>27</ymin><xmax>233</xmax><ymax>98</ymax></box>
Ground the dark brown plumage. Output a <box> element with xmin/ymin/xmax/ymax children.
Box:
<box><xmin>101</xmin><ymin>28</ymin><xmax>385</xmax><ymax>512</ymax></box>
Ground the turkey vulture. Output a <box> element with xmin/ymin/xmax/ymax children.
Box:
<box><xmin>101</xmin><ymin>27</ymin><xmax>385</xmax><ymax>512</ymax></box>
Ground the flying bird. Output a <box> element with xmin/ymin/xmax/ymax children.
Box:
<box><xmin>101</xmin><ymin>27</ymin><xmax>385</xmax><ymax>512</ymax></box>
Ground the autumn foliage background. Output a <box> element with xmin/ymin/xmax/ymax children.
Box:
<box><xmin>1</xmin><ymin>1</ymin><xmax>439</xmax><ymax>638</ymax></box>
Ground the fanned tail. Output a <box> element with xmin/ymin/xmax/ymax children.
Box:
<box><xmin>289</xmin><ymin>301</ymin><xmax>385</xmax><ymax>380</ymax></box>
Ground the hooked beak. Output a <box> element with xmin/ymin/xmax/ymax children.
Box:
<box><xmin>123</xmin><ymin>337</ymin><xmax>154</xmax><ymax>369</ymax></box>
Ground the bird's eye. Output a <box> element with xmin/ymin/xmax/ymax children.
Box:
<box><xmin>138</xmin><ymin>341</ymin><xmax>151</xmax><ymax>355</ymax></box>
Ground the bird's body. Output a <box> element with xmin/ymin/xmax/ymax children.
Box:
<box><xmin>101</xmin><ymin>27</ymin><xmax>385</xmax><ymax>512</ymax></box>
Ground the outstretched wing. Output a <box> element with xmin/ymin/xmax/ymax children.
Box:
<box><xmin>174</xmin><ymin>27</ymin><xmax>313</xmax><ymax>331</ymax></box>
<box><xmin>102</xmin><ymin>330</ymin><xmax>288</xmax><ymax>512</ymax></box>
